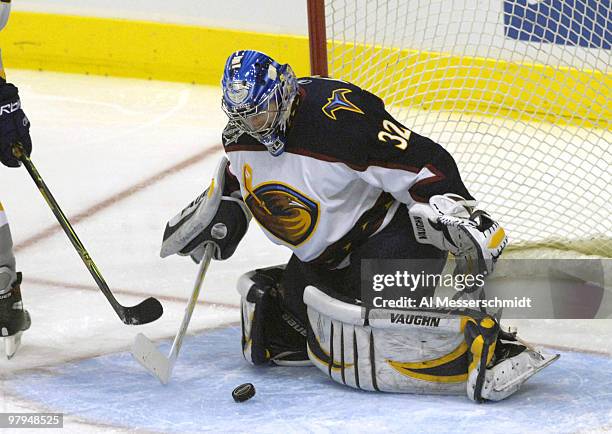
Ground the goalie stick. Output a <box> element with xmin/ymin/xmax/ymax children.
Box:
<box><xmin>131</xmin><ymin>243</ymin><xmax>214</xmax><ymax>384</ymax></box>
<box><xmin>12</xmin><ymin>144</ymin><xmax>163</xmax><ymax>325</ymax></box>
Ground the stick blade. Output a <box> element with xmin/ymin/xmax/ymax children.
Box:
<box><xmin>131</xmin><ymin>333</ymin><xmax>172</xmax><ymax>384</ymax></box>
<box><xmin>121</xmin><ymin>297</ymin><xmax>164</xmax><ymax>325</ymax></box>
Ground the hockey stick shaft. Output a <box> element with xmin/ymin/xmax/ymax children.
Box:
<box><xmin>12</xmin><ymin>144</ymin><xmax>162</xmax><ymax>325</ymax></box>
<box><xmin>131</xmin><ymin>244</ymin><xmax>214</xmax><ymax>383</ymax></box>
<box><xmin>167</xmin><ymin>243</ymin><xmax>214</xmax><ymax>365</ymax></box>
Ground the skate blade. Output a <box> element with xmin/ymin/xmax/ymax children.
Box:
<box><xmin>3</xmin><ymin>332</ymin><xmax>23</xmax><ymax>360</ymax></box>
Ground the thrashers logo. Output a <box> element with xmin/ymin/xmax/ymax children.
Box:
<box><xmin>242</xmin><ymin>164</ymin><xmax>319</xmax><ymax>246</ymax></box>
<box><xmin>322</xmin><ymin>88</ymin><xmax>364</xmax><ymax>120</ymax></box>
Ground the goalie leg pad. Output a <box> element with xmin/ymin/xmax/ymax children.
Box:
<box><xmin>304</xmin><ymin>285</ymin><xmax>478</xmax><ymax>395</ymax></box>
<box><xmin>238</xmin><ymin>266</ymin><xmax>310</xmax><ymax>366</ymax></box>
<box><xmin>305</xmin><ymin>286</ymin><xmax>558</xmax><ymax>401</ymax></box>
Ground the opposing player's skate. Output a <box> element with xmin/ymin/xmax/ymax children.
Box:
<box><xmin>0</xmin><ymin>269</ymin><xmax>31</xmax><ymax>359</ymax></box>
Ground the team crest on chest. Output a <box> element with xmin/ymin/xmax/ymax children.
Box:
<box><xmin>242</xmin><ymin>164</ymin><xmax>319</xmax><ymax>246</ymax></box>
<box><xmin>322</xmin><ymin>88</ymin><xmax>364</xmax><ymax>120</ymax></box>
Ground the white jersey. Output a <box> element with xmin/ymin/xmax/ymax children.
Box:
<box><xmin>223</xmin><ymin>78</ymin><xmax>472</xmax><ymax>268</ymax></box>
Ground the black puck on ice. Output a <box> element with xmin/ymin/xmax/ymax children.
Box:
<box><xmin>232</xmin><ymin>383</ymin><xmax>256</xmax><ymax>402</ymax></box>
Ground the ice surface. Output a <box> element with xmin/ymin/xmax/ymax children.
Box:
<box><xmin>4</xmin><ymin>327</ymin><xmax>612</xmax><ymax>434</ymax></box>
<box><xmin>0</xmin><ymin>70</ymin><xmax>610</xmax><ymax>433</ymax></box>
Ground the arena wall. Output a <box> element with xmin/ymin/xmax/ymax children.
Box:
<box><xmin>1</xmin><ymin>0</ymin><xmax>609</xmax><ymax>125</ymax></box>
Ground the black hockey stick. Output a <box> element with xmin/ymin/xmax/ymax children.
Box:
<box><xmin>12</xmin><ymin>143</ymin><xmax>163</xmax><ymax>325</ymax></box>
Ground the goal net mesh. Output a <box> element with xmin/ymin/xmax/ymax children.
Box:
<box><xmin>321</xmin><ymin>0</ymin><xmax>611</xmax><ymax>256</ymax></box>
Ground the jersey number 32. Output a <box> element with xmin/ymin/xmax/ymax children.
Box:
<box><xmin>378</xmin><ymin>120</ymin><xmax>412</xmax><ymax>150</ymax></box>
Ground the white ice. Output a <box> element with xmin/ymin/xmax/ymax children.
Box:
<box><xmin>0</xmin><ymin>70</ymin><xmax>610</xmax><ymax>433</ymax></box>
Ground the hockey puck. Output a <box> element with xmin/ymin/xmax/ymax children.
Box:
<box><xmin>232</xmin><ymin>383</ymin><xmax>256</xmax><ymax>402</ymax></box>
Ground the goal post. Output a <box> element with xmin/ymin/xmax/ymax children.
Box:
<box><xmin>307</xmin><ymin>0</ymin><xmax>611</xmax><ymax>257</ymax></box>
<box><xmin>307</xmin><ymin>0</ymin><xmax>328</xmax><ymax>77</ymax></box>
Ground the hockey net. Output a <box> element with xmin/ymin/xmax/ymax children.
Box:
<box><xmin>308</xmin><ymin>0</ymin><xmax>611</xmax><ymax>257</ymax></box>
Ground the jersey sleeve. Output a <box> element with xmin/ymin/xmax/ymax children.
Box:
<box><xmin>224</xmin><ymin>162</ymin><xmax>241</xmax><ymax>195</ymax></box>
<box><xmin>352</xmin><ymin>88</ymin><xmax>473</xmax><ymax>205</ymax></box>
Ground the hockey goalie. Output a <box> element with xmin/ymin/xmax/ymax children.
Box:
<box><xmin>161</xmin><ymin>50</ymin><xmax>558</xmax><ymax>402</ymax></box>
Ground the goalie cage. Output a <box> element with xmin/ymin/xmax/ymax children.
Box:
<box><xmin>307</xmin><ymin>0</ymin><xmax>611</xmax><ymax>258</ymax></box>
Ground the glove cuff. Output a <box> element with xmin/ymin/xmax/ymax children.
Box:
<box><xmin>0</xmin><ymin>82</ymin><xmax>19</xmax><ymax>102</ymax></box>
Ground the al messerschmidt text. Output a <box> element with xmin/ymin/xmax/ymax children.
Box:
<box><xmin>372</xmin><ymin>296</ymin><xmax>532</xmax><ymax>309</ymax></box>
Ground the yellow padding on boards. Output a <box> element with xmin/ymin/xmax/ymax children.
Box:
<box><xmin>330</xmin><ymin>43</ymin><xmax>610</xmax><ymax>129</ymax></box>
<box><xmin>0</xmin><ymin>12</ymin><xmax>311</xmax><ymax>84</ymax></box>
<box><xmin>1</xmin><ymin>12</ymin><xmax>608</xmax><ymax>128</ymax></box>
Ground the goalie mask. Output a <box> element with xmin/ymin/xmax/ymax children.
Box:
<box><xmin>221</xmin><ymin>50</ymin><xmax>298</xmax><ymax>156</ymax></box>
<box><xmin>0</xmin><ymin>1</ymin><xmax>10</xmax><ymax>32</ymax></box>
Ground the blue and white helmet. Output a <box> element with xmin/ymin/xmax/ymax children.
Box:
<box><xmin>221</xmin><ymin>50</ymin><xmax>298</xmax><ymax>156</ymax></box>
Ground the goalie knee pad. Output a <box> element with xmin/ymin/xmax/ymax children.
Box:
<box><xmin>237</xmin><ymin>266</ymin><xmax>310</xmax><ymax>366</ymax></box>
<box><xmin>464</xmin><ymin>316</ymin><xmax>499</xmax><ymax>402</ymax></box>
<box><xmin>160</xmin><ymin>156</ymin><xmax>250</xmax><ymax>262</ymax></box>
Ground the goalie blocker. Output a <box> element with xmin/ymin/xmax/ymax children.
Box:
<box><xmin>160</xmin><ymin>156</ymin><xmax>251</xmax><ymax>263</ymax></box>
<box><xmin>238</xmin><ymin>267</ymin><xmax>559</xmax><ymax>402</ymax></box>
